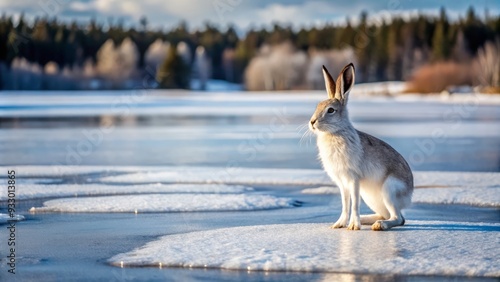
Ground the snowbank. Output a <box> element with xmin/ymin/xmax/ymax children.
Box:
<box><xmin>29</xmin><ymin>194</ymin><xmax>295</xmax><ymax>213</ymax></box>
<box><xmin>108</xmin><ymin>221</ymin><xmax>500</xmax><ymax>277</ymax></box>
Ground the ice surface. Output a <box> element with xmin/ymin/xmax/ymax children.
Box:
<box><xmin>29</xmin><ymin>194</ymin><xmax>295</xmax><ymax>213</ymax></box>
<box><xmin>108</xmin><ymin>221</ymin><xmax>500</xmax><ymax>277</ymax></box>
<box><xmin>0</xmin><ymin>213</ymin><xmax>24</xmax><ymax>223</ymax></box>
<box><xmin>0</xmin><ymin>183</ymin><xmax>252</xmax><ymax>201</ymax></box>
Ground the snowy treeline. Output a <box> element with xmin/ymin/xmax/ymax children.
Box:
<box><xmin>1</xmin><ymin>37</ymin><xmax>212</xmax><ymax>90</ymax></box>
<box><xmin>244</xmin><ymin>41</ymin><xmax>356</xmax><ymax>91</ymax></box>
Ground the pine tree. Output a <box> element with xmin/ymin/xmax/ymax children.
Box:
<box><xmin>387</xmin><ymin>20</ymin><xmax>403</xmax><ymax>80</ymax></box>
<box><xmin>156</xmin><ymin>44</ymin><xmax>190</xmax><ymax>89</ymax></box>
<box><xmin>354</xmin><ymin>11</ymin><xmax>372</xmax><ymax>82</ymax></box>
<box><xmin>432</xmin><ymin>8</ymin><xmax>451</xmax><ymax>61</ymax></box>
<box><xmin>374</xmin><ymin>21</ymin><xmax>389</xmax><ymax>81</ymax></box>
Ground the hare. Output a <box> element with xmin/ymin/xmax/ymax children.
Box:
<box><xmin>309</xmin><ymin>63</ymin><xmax>413</xmax><ymax>231</ymax></box>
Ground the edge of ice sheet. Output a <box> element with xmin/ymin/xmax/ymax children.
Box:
<box><xmin>29</xmin><ymin>194</ymin><xmax>296</xmax><ymax>213</ymax></box>
<box><xmin>108</xmin><ymin>221</ymin><xmax>500</xmax><ymax>277</ymax></box>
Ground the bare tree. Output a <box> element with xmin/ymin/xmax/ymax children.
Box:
<box><xmin>193</xmin><ymin>46</ymin><xmax>211</xmax><ymax>90</ymax></box>
<box><xmin>474</xmin><ymin>39</ymin><xmax>500</xmax><ymax>88</ymax></box>
<box><xmin>96</xmin><ymin>37</ymin><xmax>139</xmax><ymax>83</ymax></box>
<box><xmin>145</xmin><ymin>39</ymin><xmax>170</xmax><ymax>74</ymax></box>
<box><xmin>117</xmin><ymin>38</ymin><xmax>139</xmax><ymax>79</ymax></box>
<box><xmin>222</xmin><ymin>48</ymin><xmax>235</xmax><ymax>82</ymax></box>
<box><xmin>177</xmin><ymin>41</ymin><xmax>192</xmax><ymax>65</ymax></box>
<box><xmin>245</xmin><ymin>41</ymin><xmax>307</xmax><ymax>91</ymax></box>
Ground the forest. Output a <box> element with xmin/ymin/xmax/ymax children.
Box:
<box><xmin>0</xmin><ymin>7</ymin><xmax>499</xmax><ymax>92</ymax></box>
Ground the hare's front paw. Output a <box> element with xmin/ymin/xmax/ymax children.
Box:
<box><xmin>347</xmin><ymin>217</ymin><xmax>361</xmax><ymax>230</ymax></box>
<box><xmin>347</xmin><ymin>221</ymin><xmax>361</xmax><ymax>230</ymax></box>
<box><xmin>371</xmin><ymin>220</ymin><xmax>387</xmax><ymax>231</ymax></box>
<box><xmin>330</xmin><ymin>216</ymin><xmax>348</xmax><ymax>229</ymax></box>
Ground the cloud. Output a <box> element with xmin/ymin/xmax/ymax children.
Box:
<box><xmin>255</xmin><ymin>2</ymin><xmax>336</xmax><ymax>26</ymax></box>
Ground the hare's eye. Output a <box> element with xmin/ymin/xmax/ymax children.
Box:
<box><xmin>327</xmin><ymin>108</ymin><xmax>336</xmax><ymax>114</ymax></box>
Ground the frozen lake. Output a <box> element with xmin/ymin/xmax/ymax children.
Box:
<box><xmin>1</xmin><ymin>91</ymin><xmax>500</xmax><ymax>171</ymax></box>
<box><xmin>0</xmin><ymin>90</ymin><xmax>499</xmax><ymax>280</ymax></box>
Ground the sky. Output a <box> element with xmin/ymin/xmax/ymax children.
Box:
<box><xmin>0</xmin><ymin>0</ymin><xmax>498</xmax><ymax>31</ymax></box>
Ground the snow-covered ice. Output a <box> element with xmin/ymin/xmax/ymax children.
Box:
<box><xmin>301</xmin><ymin>186</ymin><xmax>500</xmax><ymax>207</ymax></box>
<box><xmin>301</xmin><ymin>186</ymin><xmax>338</xmax><ymax>194</ymax></box>
<box><xmin>108</xmin><ymin>221</ymin><xmax>500</xmax><ymax>277</ymax></box>
<box><xmin>29</xmin><ymin>194</ymin><xmax>295</xmax><ymax>213</ymax></box>
<box><xmin>0</xmin><ymin>213</ymin><xmax>24</xmax><ymax>223</ymax></box>
<box><xmin>413</xmin><ymin>187</ymin><xmax>500</xmax><ymax>207</ymax></box>
<box><xmin>0</xmin><ymin>183</ymin><xmax>252</xmax><ymax>201</ymax></box>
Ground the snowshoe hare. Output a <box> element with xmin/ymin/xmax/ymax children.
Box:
<box><xmin>309</xmin><ymin>63</ymin><xmax>413</xmax><ymax>231</ymax></box>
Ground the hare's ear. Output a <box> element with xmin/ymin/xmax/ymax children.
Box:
<box><xmin>335</xmin><ymin>63</ymin><xmax>355</xmax><ymax>104</ymax></box>
<box><xmin>322</xmin><ymin>65</ymin><xmax>337</xmax><ymax>99</ymax></box>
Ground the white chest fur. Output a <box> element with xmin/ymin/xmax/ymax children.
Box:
<box><xmin>317</xmin><ymin>130</ymin><xmax>363</xmax><ymax>186</ymax></box>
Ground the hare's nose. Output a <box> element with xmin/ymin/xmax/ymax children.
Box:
<box><xmin>310</xmin><ymin>119</ymin><xmax>317</xmax><ymax>126</ymax></box>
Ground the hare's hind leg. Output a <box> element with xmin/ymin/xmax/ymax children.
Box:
<box><xmin>372</xmin><ymin>177</ymin><xmax>407</xmax><ymax>231</ymax></box>
<box><xmin>361</xmin><ymin>214</ymin><xmax>384</xmax><ymax>225</ymax></box>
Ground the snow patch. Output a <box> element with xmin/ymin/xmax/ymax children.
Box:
<box><xmin>301</xmin><ymin>186</ymin><xmax>338</xmax><ymax>194</ymax></box>
<box><xmin>0</xmin><ymin>213</ymin><xmax>24</xmax><ymax>224</ymax></box>
<box><xmin>413</xmin><ymin>187</ymin><xmax>500</xmax><ymax>207</ymax></box>
<box><xmin>29</xmin><ymin>194</ymin><xmax>295</xmax><ymax>213</ymax></box>
<box><xmin>108</xmin><ymin>221</ymin><xmax>500</xmax><ymax>277</ymax></box>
